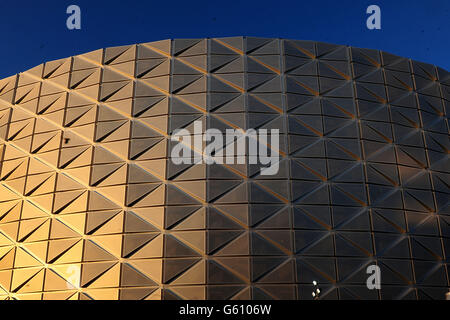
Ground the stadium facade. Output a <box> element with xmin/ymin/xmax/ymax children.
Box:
<box><xmin>0</xmin><ymin>37</ymin><xmax>448</xmax><ymax>300</ymax></box>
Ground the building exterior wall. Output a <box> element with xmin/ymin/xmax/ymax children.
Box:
<box><xmin>0</xmin><ymin>37</ymin><xmax>448</xmax><ymax>300</ymax></box>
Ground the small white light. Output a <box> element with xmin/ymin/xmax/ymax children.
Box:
<box><xmin>317</xmin><ymin>289</ymin><xmax>321</xmax><ymax>294</ymax></box>
<box><xmin>312</xmin><ymin>281</ymin><xmax>317</xmax><ymax>286</ymax></box>
<box><xmin>312</xmin><ymin>292</ymin><xmax>316</xmax><ymax>297</ymax></box>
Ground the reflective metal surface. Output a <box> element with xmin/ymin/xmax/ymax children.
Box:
<box><xmin>0</xmin><ymin>37</ymin><xmax>448</xmax><ymax>299</ymax></box>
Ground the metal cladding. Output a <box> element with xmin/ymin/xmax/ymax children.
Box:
<box><xmin>0</xmin><ymin>37</ymin><xmax>449</xmax><ymax>300</ymax></box>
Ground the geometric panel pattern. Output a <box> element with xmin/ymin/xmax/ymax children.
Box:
<box><xmin>0</xmin><ymin>37</ymin><xmax>448</xmax><ymax>300</ymax></box>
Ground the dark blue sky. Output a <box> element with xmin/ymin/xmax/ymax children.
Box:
<box><xmin>1</xmin><ymin>0</ymin><xmax>449</xmax><ymax>79</ymax></box>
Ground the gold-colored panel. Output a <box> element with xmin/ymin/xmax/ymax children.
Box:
<box><xmin>0</xmin><ymin>38</ymin><xmax>448</xmax><ymax>301</ymax></box>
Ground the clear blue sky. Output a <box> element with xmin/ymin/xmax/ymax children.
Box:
<box><xmin>0</xmin><ymin>0</ymin><xmax>449</xmax><ymax>79</ymax></box>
